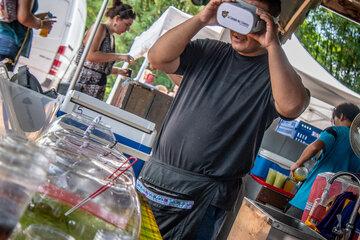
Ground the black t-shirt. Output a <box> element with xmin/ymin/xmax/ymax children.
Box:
<box><xmin>141</xmin><ymin>39</ymin><xmax>279</xmax><ymax>210</ymax></box>
<box><xmin>153</xmin><ymin>39</ymin><xmax>277</xmax><ymax>177</ymax></box>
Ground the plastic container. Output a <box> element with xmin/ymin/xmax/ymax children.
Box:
<box><xmin>0</xmin><ymin>67</ymin><xmax>60</xmax><ymax>140</ymax></box>
<box><xmin>276</xmin><ymin>119</ymin><xmax>321</xmax><ymax>145</ymax></box>
<box><xmin>39</xmin><ymin>28</ymin><xmax>50</xmax><ymax>37</ymax></box>
<box><xmin>275</xmin><ymin>119</ymin><xmax>299</xmax><ymax>138</ymax></box>
<box><xmin>251</xmin><ymin>155</ymin><xmax>290</xmax><ymax>180</ymax></box>
<box><xmin>0</xmin><ymin>136</ymin><xmax>50</xmax><ymax>239</ymax></box>
<box><xmin>273</xmin><ymin>172</ymin><xmax>287</xmax><ymax>189</ymax></box>
<box><xmin>283</xmin><ymin>178</ymin><xmax>297</xmax><ymax>194</ymax></box>
<box><xmin>11</xmin><ymin>113</ymin><xmax>141</xmax><ymax>240</ymax></box>
<box><xmin>251</xmin><ymin>155</ymin><xmax>273</xmax><ymax>179</ymax></box>
<box><xmin>23</xmin><ymin>224</ymin><xmax>75</xmax><ymax>240</ymax></box>
<box><xmin>265</xmin><ymin>168</ymin><xmax>276</xmax><ymax>185</ymax></box>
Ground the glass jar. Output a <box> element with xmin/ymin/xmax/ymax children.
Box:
<box><xmin>11</xmin><ymin>113</ymin><xmax>141</xmax><ymax>240</ymax></box>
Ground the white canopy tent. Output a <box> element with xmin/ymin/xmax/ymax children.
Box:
<box><xmin>107</xmin><ymin>6</ymin><xmax>360</xmax><ymax>129</ymax></box>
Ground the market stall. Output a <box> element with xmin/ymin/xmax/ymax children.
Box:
<box><xmin>1</xmin><ymin>0</ymin><xmax>359</xmax><ymax>239</ymax></box>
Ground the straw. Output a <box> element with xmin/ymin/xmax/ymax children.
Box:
<box><xmin>64</xmin><ymin>157</ymin><xmax>138</xmax><ymax>216</ymax></box>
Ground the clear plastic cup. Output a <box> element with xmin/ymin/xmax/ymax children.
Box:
<box><xmin>0</xmin><ymin>136</ymin><xmax>50</xmax><ymax>239</ymax></box>
<box><xmin>266</xmin><ymin>168</ymin><xmax>277</xmax><ymax>185</ymax></box>
<box><xmin>283</xmin><ymin>178</ymin><xmax>297</xmax><ymax>194</ymax></box>
<box><xmin>273</xmin><ymin>172</ymin><xmax>287</xmax><ymax>189</ymax></box>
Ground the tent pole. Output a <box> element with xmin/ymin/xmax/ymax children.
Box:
<box><xmin>106</xmin><ymin>56</ymin><xmax>149</xmax><ymax>105</ymax></box>
<box><xmin>67</xmin><ymin>0</ymin><xmax>111</xmax><ymax>93</ymax></box>
<box><xmin>106</xmin><ymin>62</ymin><xmax>129</xmax><ymax>104</ymax></box>
<box><xmin>134</xmin><ymin>58</ymin><xmax>149</xmax><ymax>82</ymax></box>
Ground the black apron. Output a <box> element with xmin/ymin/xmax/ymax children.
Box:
<box><xmin>138</xmin><ymin>160</ymin><xmax>243</xmax><ymax>239</ymax></box>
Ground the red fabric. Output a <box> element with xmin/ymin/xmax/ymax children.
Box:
<box><xmin>301</xmin><ymin>172</ymin><xmax>360</xmax><ymax>222</ymax></box>
<box><xmin>250</xmin><ymin>174</ymin><xmax>295</xmax><ymax>198</ymax></box>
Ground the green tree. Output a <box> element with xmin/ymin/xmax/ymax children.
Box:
<box><xmin>296</xmin><ymin>7</ymin><xmax>360</xmax><ymax>93</ymax></box>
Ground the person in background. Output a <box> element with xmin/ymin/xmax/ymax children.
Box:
<box><xmin>0</xmin><ymin>0</ymin><xmax>54</xmax><ymax>70</ymax></box>
<box><xmin>287</xmin><ymin>102</ymin><xmax>360</xmax><ymax>219</ymax></box>
<box><xmin>137</xmin><ymin>0</ymin><xmax>310</xmax><ymax>238</ymax></box>
<box><xmin>75</xmin><ymin>0</ymin><xmax>135</xmax><ymax>100</ymax></box>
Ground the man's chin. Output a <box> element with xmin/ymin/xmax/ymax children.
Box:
<box><xmin>232</xmin><ymin>44</ymin><xmax>249</xmax><ymax>53</ymax></box>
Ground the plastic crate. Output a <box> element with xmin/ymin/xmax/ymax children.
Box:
<box><xmin>294</xmin><ymin>121</ymin><xmax>321</xmax><ymax>145</ymax></box>
<box><xmin>276</xmin><ymin>119</ymin><xmax>322</xmax><ymax>145</ymax></box>
<box><xmin>275</xmin><ymin>119</ymin><xmax>299</xmax><ymax>138</ymax></box>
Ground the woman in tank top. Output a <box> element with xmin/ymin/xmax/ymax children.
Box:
<box><xmin>75</xmin><ymin>0</ymin><xmax>136</xmax><ymax>100</ymax></box>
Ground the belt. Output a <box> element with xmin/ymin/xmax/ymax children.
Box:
<box><xmin>151</xmin><ymin>160</ymin><xmax>244</xmax><ymax>183</ymax></box>
<box><xmin>136</xmin><ymin>180</ymin><xmax>194</xmax><ymax>209</ymax></box>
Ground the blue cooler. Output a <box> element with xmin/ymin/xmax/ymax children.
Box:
<box><xmin>251</xmin><ymin>151</ymin><xmax>291</xmax><ymax>179</ymax></box>
<box><xmin>251</xmin><ymin>155</ymin><xmax>274</xmax><ymax>179</ymax></box>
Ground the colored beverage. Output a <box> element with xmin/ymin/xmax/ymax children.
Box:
<box><xmin>293</xmin><ymin>167</ymin><xmax>308</xmax><ymax>182</ymax></box>
<box><xmin>266</xmin><ymin>168</ymin><xmax>276</xmax><ymax>185</ymax></box>
<box><xmin>10</xmin><ymin>192</ymin><xmax>136</xmax><ymax>240</ymax></box>
<box><xmin>273</xmin><ymin>172</ymin><xmax>287</xmax><ymax>189</ymax></box>
<box><xmin>39</xmin><ymin>28</ymin><xmax>49</xmax><ymax>37</ymax></box>
<box><xmin>283</xmin><ymin>178</ymin><xmax>297</xmax><ymax>194</ymax></box>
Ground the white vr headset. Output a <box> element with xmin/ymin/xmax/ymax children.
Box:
<box><xmin>216</xmin><ymin>0</ymin><xmax>266</xmax><ymax>35</ymax></box>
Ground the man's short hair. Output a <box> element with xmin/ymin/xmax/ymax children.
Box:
<box><xmin>333</xmin><ymin>102</ymin><xmax>360</xmax><ymax>122</ymax></box>
<box><xmin>260</xmin><ymin>0</ymin><xmax>281</xmax><ymax>17</ymax></box>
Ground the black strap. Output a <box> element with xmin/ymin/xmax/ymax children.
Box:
<box><xmin>11</xmin><ymin>65</ymin><xmax>43</xmax><ymax>94</ymax></box>
<box><xmin>324</xmin><ymin>127</ymin><xmax>338</xmax><ymax>140</ymax></box>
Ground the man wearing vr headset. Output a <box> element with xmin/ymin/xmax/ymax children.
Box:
<box><xmin>137</xmin><ymin>0</ymin><xmax>310</xmax><ymax>239</ymax></box>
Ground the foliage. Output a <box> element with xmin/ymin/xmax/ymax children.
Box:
<box><xmin>86</xmin><ymin>0</ymin><xmax>360</xmax><ymax>97</ymax></box>
<box><xmin>296</xmin><ymin>7</ymin><xmax>360</xmax><ymax>93</ymax></box>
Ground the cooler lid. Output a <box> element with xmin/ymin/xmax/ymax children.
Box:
<box><xmin>67</xmin><ymin>90</ymin><xmax>156</xmax><ymax>133</ymax></box>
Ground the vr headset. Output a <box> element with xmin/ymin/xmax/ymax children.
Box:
<box><xmin>216</xmin><ymin>0</ymin><xmax>266</xmax><ymax>35</ymax></box>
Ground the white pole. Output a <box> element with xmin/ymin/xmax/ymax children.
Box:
<box><xmin>134</xmin><ymin>58</ymin><xmax>149</xmax><ymax>82</ymax></box>
<box><xmin>106</xmin><ymin>62</ymin><xmax>129</xmax><ymax>104</ymax></box>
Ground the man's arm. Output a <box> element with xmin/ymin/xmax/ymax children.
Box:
<box><xmin>268</xmin><ymin>44</ymin><xmax>310</xmax><ymax>119</ymax></box>
<box><xmin>249</xmin><ymin>9</ymin><xmax>309</xmax><ymax>119</ymax></box>
<box><xmin>148</xmin><ymin>0</ymin><xmax>233</xmax><ymax>75</ymax></box>
<box><xmin>290</xmin><ymin>140</ymin><xmax>324</xmax><ymax>175</ymax></box>
<box><xmin>147</xmin><ymin>17</ymin><xmax>204</xmax><ymax>74</ymax></box>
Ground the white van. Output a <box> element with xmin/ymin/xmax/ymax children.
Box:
<box><xmin>17</xmin><ymin>0</ymin><xmax>87</xmax><ymax>90</ymax></box>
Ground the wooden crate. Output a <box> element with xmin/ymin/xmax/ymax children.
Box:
<box><xmin>111</xmin><ymin>81</ymin><xmax>173</xmax><ymax>134</ymax></box>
